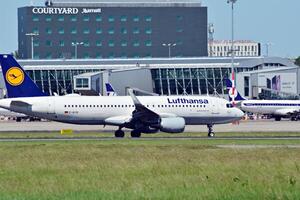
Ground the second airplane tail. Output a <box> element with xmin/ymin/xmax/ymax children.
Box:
<box><xmin>225</xmin><ymin>79</ymin><xmax>247</xmax><ymax>102</ymax></box>
<box><xmin>0</xmin><ymin>54</ymin><xmax>48</xmax><ymax>98</ymax></box>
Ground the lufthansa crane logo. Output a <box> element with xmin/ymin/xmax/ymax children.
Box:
<box><xmin>6</xmin><ymin>67</ymin><xmax>25</xmax><ymax>86</ymax></box>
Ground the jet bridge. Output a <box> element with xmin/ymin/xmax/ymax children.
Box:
<box><xmin>74</xmin><ymin>68</ymin><xmax>153</xmax><ymax>96</ymax></box>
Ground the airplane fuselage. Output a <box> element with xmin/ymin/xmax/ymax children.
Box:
<box><xmin>0</xmin><ymin>95</ymin><xmax>243</xmax><ymax>126</ymax></box>
<box><xmin>241</xmin><ymin>100</ymin><xmax>300</xmax><ymax>116</ymax></box>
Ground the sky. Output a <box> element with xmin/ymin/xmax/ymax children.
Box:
<box><xmin>0</xmin><ymin>0</ymin><xmax>299</xmax><ymax>58</ymax></box>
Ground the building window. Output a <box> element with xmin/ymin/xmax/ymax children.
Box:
<box><xmin>121</xmin><ymin>28</ymin><xmax>127</xmax><ymax>34</ymax></box>
<box><xmin>133</xmin><ymin>28</ymin><xmax>140</xmax><ymax>34</ymax></box>
<box><xmin>59</xmin><ymin>40</ymin><xmax>65</xmax><ymax>47</ymax></box>
<box><xmin>176</xmin><ymin>40</ymin><xmax>183</xmax><ymax>45</ymax></box>
<box><xmin>58</xmin><ymin>16</ymin><xmax>64</xmax><ymax>22</ymax></box>
<box><xmin>120</xmin><ymin>15</ymin><xmax>127</xmax><ymax>22</ymax></box>
<box><xmin>70</xmin><ymin>16</ymin><xmax>77</xmax><ymax>22</ymax></box>
<box><xmin>71</xmin><ymin>28</ymin><xmax>77</xmax><ymax>34</ymax></box>
<box><xmin>83</xmin><ymin>53</ymin><xmax>90</xmax><ymax>58</ymax></box>
<box><xmin>121</xmin><ymin>41</ymin><xmax>127</xmax><ymax>47</ymax></box>
<box><xmin>96</xmin><ymin>29</ymin><xmax>102</xmax><ymax>34</ymax></box>
<box><xmin>133</xmin><ymin>41</ymin><xmax>140</xmax><ymax>47</ymax></box>
<box><xmin>108</xmin><ymin>41</ymin><xmax>115</xmax><ymax>47</ymax></box>
<box><xmin>108</xmin><ymin>16</ymin><xmax>115</xmax><ymax>22</ymax></box>
<box><xmin>45</xmin><ymin>16</ymin><xmax>52</xmax><ymax>22</ymax></box>
<box><xmin>46</xmin><ymin>53</ymin><xmax>52</xmax><ymax>59</ymax></box>
<box><xmin>32</xmin><ymin>15</ymin><xmax>39</xmax><ymax>22</ymax></box>
<box><xmin>32</xmin><ymin>28</ymin><xmax>39</xmax><ymax>34</ymax></box>
<box><xmin>83</xmin><ymin>16</ymin><xmax>89</xmax><ymax>22</ymax></box>
<box><xmin>177</xmin><ymin>16</ymin><xmax>183</xmax><ymax>21</ymax></box>
<box><xmin>83</xmin><ymin>41</ymin><xmax>90</xmax><ymax>47</ymax></box>
<box><xmin>33</xmin><ymin>41</ymin><xmax>39</xmax><ymax>47</ymax></box>
<box><xmin>133</xmin><ymin>16</ymin><xmax>139</xmax><ymax>22</ymax></box>
<box><xmin>58</xmin><ymin>28</ymin><xmax>64</xmax><ymax>34</ymax></box>
<box><xmin>176</xmin><ymin>28</ymin><xmax>183</xmax><ymax>33</ymax></box>
<box><xmin>145</xmin><ymin>28</ymin><xmax>152</xmax><ymax>34</ymax></box>
<box><xmin>46</xmin><ymin>28</ymin><xmax>52</xmax><ymax>34</ymax></box>
<box><xmin>145</xmin><ymin>16</ymin><xmax>152</xmax><ymax>22</ymax></box>
<box><xmin>46</xmin><ymin>40</ymin><xmax>52</xmax><ymax>47</ymax></box>
<box><xmin>145</xmin><ymin>40</ymin><xmax>152</xmax><ymax>47</ymax></box>
<box><xmin>96</xmin><ymin>16</ymin><xmax>102</xmax><ymax>22</ymax></box>
<box><xmin>76</xmin><ymin>78</ymin><xmax>89</xmax><ymax>88</ymax></box>
<box><xmin>109</xmin><ymin>53</ymin><xmax>115</xmax><ymax>58</ymax></box>
<box><xmin>96</xmin><ymin>53</ymin><xmax>102</xmax><ymax>58</ymax></box>
<box><xmin>96</xmin><ymin>41</ymin><xmax>102</xmax><ymax>47</ymax></box>
<box><xmin>108</xmin><ymin>28</ymin><xmax>115</xmax><ymax>34</ymax></box>
<box><xmin>83</xmin><ymin>29</ymin><xmax>90</xmax><ymax>34</ymax></box>
<box><xmin>121</xmin><ymin>53</ymin><xmax>127</xmax><ymax>58</ymax></box>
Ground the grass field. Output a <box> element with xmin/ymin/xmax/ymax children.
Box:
<box><xmin>0</xmin><ymin>136</ymin><xmax>299</xmax><ymax>199</ymax></box>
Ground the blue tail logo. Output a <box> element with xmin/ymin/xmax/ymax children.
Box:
<box><xmin>105</xmin><ymin>83</ymin><xmax>117</xmax><ymax>96</ymax></box>
<box><xmin>0</xmin><ymin>54</ymin><xmax>48</xmax><ymax>98</ymax></box>
<box><xmin>225</xmin><ymin>79</ymin><xmax>247</xmax><ymax>101</ymax></box>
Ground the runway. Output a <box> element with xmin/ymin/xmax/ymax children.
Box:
<box><xmin>0</xmin><ymin>135</ymin><xmax>300</xmax><ymax>142</ymax></box>
<box><xmin>1</xmin><ymin>119</ymin><xmax>300</xmax><ymax>133</ymax></box>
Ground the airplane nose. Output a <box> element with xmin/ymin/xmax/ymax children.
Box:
<box><xmin>235</xmin><ymin>108</ymin><xmax>244</xmax><ymax>119</ymax></box>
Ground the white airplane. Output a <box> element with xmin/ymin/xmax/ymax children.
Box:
<box><xmin>226</xmin><ymin>79</ymin><xmax>300</xmax><ymax>121</ymax></box>
<box><xmin>0</xmin><ymin>54</ymin><xmax>244</xmax><ymax>137</ymax></box>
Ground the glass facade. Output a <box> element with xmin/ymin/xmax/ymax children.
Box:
<box><xmin>26</xmin><ymin>69</ymin><xmax>101</xmax><ymax>95</ymax></box>
<box><xmin>151</xmin><ymin>68</ymin><xmax>231</xmax><ymax>96</ymax></box>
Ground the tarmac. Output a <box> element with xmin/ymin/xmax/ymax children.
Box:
<box><xmin>0</xmin><ymin>119</ymin><xmax>300</xmax><ymax>133</ymax></box>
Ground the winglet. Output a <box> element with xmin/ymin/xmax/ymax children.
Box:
<box><xmin>128</xmin><ymin>88</ymin><xmax>142</xmax><ymax>107</ymax></box>
<box><xmin>0</xmin><ymin>54</ymin><xmax>48</xmax><ymax>98</ymax></box>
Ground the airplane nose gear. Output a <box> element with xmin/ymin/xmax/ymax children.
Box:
<box><xmin>207</xmin><ymin>124</ymin><xmax>215</xmax><ymax>137</ymax></box>
<box><xmin>115</xmin><ymin>129</ymin><xmax>125</xmax><ymax>138</ymax></box>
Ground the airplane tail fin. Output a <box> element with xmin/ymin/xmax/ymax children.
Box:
<box><xmin>225</xmin><ymin>79</ymin><xmax>247</xmax><ymax>102</ymax></box>
<box><xmin>105</xmin><ymin>83</ymin><xmax>117</xmax><ymax>96</ymax></box>
<box><xmin>0</xmin><ymin>54</ymin><xmax>48</xmax><ymax>98</ymax></box>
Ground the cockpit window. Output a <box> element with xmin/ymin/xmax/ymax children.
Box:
<box><xmin>226</xmin><ymin>103</ymin><xmax>234</xmax><ymax>108</ymax></box>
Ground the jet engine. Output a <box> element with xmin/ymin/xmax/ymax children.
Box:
<box><xmin>159</xmin><ymin>117</ymin><xmax>185</xmax><ymax>133</ymax></box>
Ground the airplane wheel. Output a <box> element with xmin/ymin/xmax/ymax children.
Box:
<box><xmin>275</xmin><ymin>117</ymin><xmax>281</xmax><ymax>121</ymax></box>
<box><xmin>208</xmin><ymin>132</ymin><xmax>215</xmax><ymax>137</ymax></box>
<box><xmin>131</xmin><ymin>130</ymin><xmax>141</xmax><ymax>138</ymax></box>
<box><xmin>115</xmin><ymin>130</ymin><xmax>125</xmax><ymax>138</ymax></box>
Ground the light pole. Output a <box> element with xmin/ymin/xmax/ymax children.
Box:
<box><xmin>25</xmin><ymin>32</ymin><xmax>39</xmax><ymax>59</ymax></box>
<box><xmin>227</xmin><ymin>0</ymin><xmax>237</xmax><ymax>103</ymax></box>
<box><xmin>72</xmin><ymin>42</ymin><xmax>84</xmax><ymax>59</ymax></box>
<box><xmin>265</xmin><ymin>43</ymin><xmax>273</xmax><ymax>57</ymax></box>
<box><xmin>162</xmin><ymin>43</ymin><xmax>176</xmax><ymax>58</ymax></box>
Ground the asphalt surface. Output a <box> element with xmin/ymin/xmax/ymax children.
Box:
<box><xmin>1</xmin><ymin>119</ymin><xmax>300</xmax><ymax>133</ymax></box>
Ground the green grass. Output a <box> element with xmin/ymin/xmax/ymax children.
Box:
<box><xmin>0</xmin><ymin>139</ymin><xmax>299</xmax><ymax>199</ymax></box>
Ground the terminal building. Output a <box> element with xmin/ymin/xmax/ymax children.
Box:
<box><xmin>18</xmin><ymin>0</ymin><xmax>208</xmax><ymax>59</ymax></box>
<box><xmin>0</xmin><ymin>56</ymin><xmax>299</xmax><ymax>100</ymax></box>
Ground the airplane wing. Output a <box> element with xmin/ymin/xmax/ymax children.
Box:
<box><xmin>128</xmin><ymin>89</ymin><xmax>160</xmax><ymax>125</ymax></box>
<box><xmin>274</xmin><ymin>108</ymin><xmax>300</xmax><ymax>116</ymax></box>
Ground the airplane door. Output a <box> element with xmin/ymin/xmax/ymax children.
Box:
<box><xmin>211</xmin><ymin>102</ymin><xmax>220</xmax><ymax>115</ymax></box>
<box><xmin>47</xmin><ymin>99</ymin><xmax>55</xmax><ymax>114</ymax></box>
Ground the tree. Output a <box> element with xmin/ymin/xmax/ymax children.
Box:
<box><xmin>295</xmin><ymin>56</ymin><xmax>300</xmax><ymax>66</ymax></box>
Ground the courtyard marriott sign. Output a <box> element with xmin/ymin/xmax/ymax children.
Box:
<box><xmin>32</xmin><ymin>7</ymin><xmax>102</xmax><ymax>15</ymax></box>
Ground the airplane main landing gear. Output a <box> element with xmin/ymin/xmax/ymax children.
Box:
<box><xmin>115</xmin><ymin>129</ymin><xmax>125</xmax><ymax>138</ymax></box>
<box><xmin>207</xmin><ymin>124</ymin><xmax>215</xmax><ymax>137</ymax></box>
<box><xmin>131</xmin><ymin>130</ymin><xmax>141</xmax><ymax>138</ymax></box>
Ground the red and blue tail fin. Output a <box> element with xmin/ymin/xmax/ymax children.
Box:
<box><xmin>0</xmin><ymin>54</ymin><xmax>48</xmax><ymax>98</ymax></box>
<box><xmin>225</xmin><ymin>79</ymin><xmax>247</xmax><ymax>101</ymax></box>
